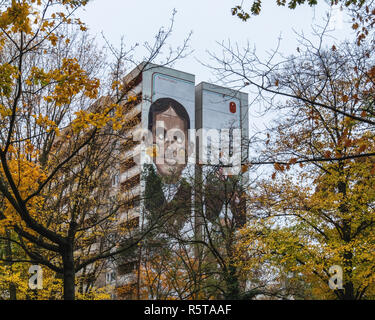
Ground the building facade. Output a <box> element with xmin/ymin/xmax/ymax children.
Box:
<box><xmin>96</xmin><ymin>62</ymin><xmax>249</xmax><ymax>299</ymax></box>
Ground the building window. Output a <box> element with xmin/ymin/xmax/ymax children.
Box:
<box><xmin>207</xmin><ymin>136</ymin><xmax>211</xmax><ymax>164</ymax></box>
<box><xmin>105</xmin><ymin>271</ymin><xmax>116</xmax><ymax>284</ymax></box>
<box><xmin>109</xmin><ymin>108</ymin><xmax>115</xmax><ymax>117</ymax></box>
<box><xmin>229</xmin><ymin>128</ymin><xmax>234</xmax><ymax>158</ymax></box>
<box><xmin>118</xmin><ymin>261</ymin><xmax>136</xmax><ymax>275</ymax></box>
<box><xmin>112</xmin><ymin>173</ymin><xmax>120</xmax><ymax>187</ymax></box>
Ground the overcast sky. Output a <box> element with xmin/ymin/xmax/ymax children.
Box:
<box><xmin>76</xmin><ymin>1</ymin><xmax>356</xmax><ymax>138</ymax></box>
<box><xmin>79</xmin><ymin>1</ymin><xmax>354</xmax><ymax>84</ymax></box>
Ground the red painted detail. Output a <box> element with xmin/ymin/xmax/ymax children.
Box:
<box><xmin>230</xmin><ymin>102</ymin><xmax>236</xmax><ymax>113</ymax></box>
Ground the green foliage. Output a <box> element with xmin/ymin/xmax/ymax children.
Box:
<box><xmin>231</xmin><ymin>0</ymin><xmax>366</xmax><ymax>21</ymax></box>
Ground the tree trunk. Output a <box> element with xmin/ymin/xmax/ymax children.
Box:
<box><xmin>9</xmin><ymin>283</ymin><xmax>17</xmax><ymax>300</ymax></box>
<box><xmin>5</xmin><ymin>230</ymin><xmax>17</xmax><ymax>300</ymax></box>
<box><xmin>62</xmin><ymin>245</ymin><xmax>75</xmax><ymax>300</ymax></box>
<box><xmin>343</xmin><ymin>249</ymin><xmax>355</xmax><ymax>300</ymax></box>
<box><xmin>224</xmin><ymin>264</ymin><xmax>240</xmax><ymax>299</ymax></box>
<box><xmin>338</xmin><ymin>180</ymin><xmax>355</xmax><ymax>300</ymax></box>
<box><xmin>343</xmin><ymin>280</ymin><xmax>354</xmax><ymax>300</ymax></box>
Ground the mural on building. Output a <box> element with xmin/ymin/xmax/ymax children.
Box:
<box><xmin>142</xmin><ymin>72</ymin><xmax>195</xmax><ymax>231</ymax></box>
<box><xmin>148</xmin><ymin>97</ymin><xmax>190</xmax><ymax>179</ymax></box>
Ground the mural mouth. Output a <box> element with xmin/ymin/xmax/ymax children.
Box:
<box><xmin>164</xmin><ymin>157</ymin><xmax>177</xmax><ymax>165</ymax></box>
<box><xmin>163</xmin><ymin>146</ymin><xmax>185</xmax><ymax>166</ymax></box>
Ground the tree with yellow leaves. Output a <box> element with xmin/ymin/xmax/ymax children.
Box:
<box><xmin>233</xmin><ymin>35</ymin><xmax>375</xmax><ymax>299</ymax></box>
<box><xmin>231</xmin><ymin>1</ymin><xmax>374</xmax><ymax>45</ymax></box>
<box><xmin>0</xmin><ymin>1</ymin><xmax>190</xmax><ymax>300</ymax></box>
